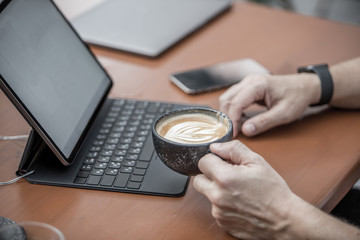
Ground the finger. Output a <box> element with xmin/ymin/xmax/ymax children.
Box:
<box><xmin>226</xmin><ymin>82</ymin><xmax>268</xmax><ymax>137</ymax></box>
<box><xmin>210</xmin><ymin>140</ymin><xmax>260</xmax><ymax>166</ymax></box>
<box><xmin>219</xmin><ymin>82</ymin><xmax>243</xmax><ymax>113</ymax></box>
<box><xmin>197</xmin><ymin>153</ymin><xmax>232</xmax><ymax>182</ymax></box>
<box><xmin>241</xmin><ymin>101</ymin><xmax>292</xmax><ymax>136</ymax></box>
<box><xmin>193</xmin><ymin>174</ymin><xmax>214</xmax><ymax>197</ymax></box>
<box><xmin>226</xmin><ymin>93</ymin><xmax>254</xmax><ymax>138</ymax></box>
<box><xmin>219</xmin><ymin>73</ymin><xmax>268</xmax><ymax>111</ymax></box>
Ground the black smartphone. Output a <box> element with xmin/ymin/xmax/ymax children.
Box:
<box><xmin>170</xmin><ymin>58</ymin><xmax>270</xmax><ymax>94</ymax></box>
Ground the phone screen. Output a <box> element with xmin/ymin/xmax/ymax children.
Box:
<box><xmin>170</xmin><ymin>58</ymin><xmax>269</xmax><ymax>94</ymax></box>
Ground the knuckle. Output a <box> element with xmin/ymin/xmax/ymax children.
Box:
<box><xmin>211</xmin><ymin>205</ymin><xmax>228</xmax><ymax>223</ymax></box>
<box><xmin>208</xmin><ymin>190</ymin><xmax>225</xmax><ymax>207</ymax></box>
<box><xmin>278</xmin><ymin>105</ymin><xmax>296</xmax><ymax>124</ymax></box>
<box><xmin>244</xmin><ymin>74</ymin><xmax>270</xmax><ymax>85</ymax></box>
<box><xmin>219</xmin><ymin>94</ymin><xmax>228</xmax><ymax>104</ymax></box>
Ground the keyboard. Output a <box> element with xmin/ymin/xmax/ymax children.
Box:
<box><xmin>73</xmin><ymin>99</ymin><xmax>190</xmax><ymax>190</ymax></box>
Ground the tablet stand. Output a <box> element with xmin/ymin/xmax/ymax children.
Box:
<box><xmin>16</xmin><ymin>129</ymin><xmax>47</xmax><ymax>176</ymax></box>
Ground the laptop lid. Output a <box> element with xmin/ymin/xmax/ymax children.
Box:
<box><xmin>0</xmin><ymin>0</ymin><xmax>112</xmax><ymax>166</ymax></box>
<box><xmin>71</xmin><ymin>0</ymin><xmax>232</xmax><ymax>57</ymax></box>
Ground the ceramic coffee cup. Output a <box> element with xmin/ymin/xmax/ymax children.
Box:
<box><xmin>152</xmin><ymin>107</ymin><xmax>233</xmax><ymax>175</ymax></box>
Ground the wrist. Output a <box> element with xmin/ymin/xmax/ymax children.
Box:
<box><xmin>279</xmin><ymin>193</ymin><xmax>360</xmax><ymax>240</ymax></box>
<box><xmin>298</xmin><ymin>64</ymin><xmax>334</xmax><ymax>106</ymax></box>
<box><xmin>278</xmin><ymin>195</ymin><xmax>315</xmax><ymax>240</ymax></box>
<box><xmin>297</xmin><ymin>73</ymin><xmax>322</xmax><ymax>106</ymax></box>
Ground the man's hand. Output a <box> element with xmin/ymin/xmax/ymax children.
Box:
<box><xmin>193</xmin><ymin>140</ymin><xmax>297</xmax><ymax>239</ymax></box>
<box><xmin>219</xmin><ymin>74</ymin><xmax>320</xmax><ymax>137</ymax></box>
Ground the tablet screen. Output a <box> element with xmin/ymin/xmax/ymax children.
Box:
<box><xmin>0</xmin><ymin>0</ymin><xmax>112</xmax><ymax>164</ymax></box>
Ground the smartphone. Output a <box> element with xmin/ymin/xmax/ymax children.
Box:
<box><xmin>170</xmin><ymin>58</ymin><xmax>270</xmax><ymax>94</ymax></box>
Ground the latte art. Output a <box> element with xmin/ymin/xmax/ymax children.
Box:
<box><xmin>163</xmin><ymin>121</ymin><xmax>225</xmax><ymax>143</ymax></box>
<box><xmin>157</xmin><ymin>113</ymin><xmax>229</xmax><ymax>144</ymax></box>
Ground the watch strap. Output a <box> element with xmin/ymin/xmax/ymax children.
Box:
<box><xmin>297</xmin><ymin>64</ymin><xmax>334</xmax><ymax>106</ymax></box>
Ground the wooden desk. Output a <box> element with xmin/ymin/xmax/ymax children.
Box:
<box><xmin>1</xmin><ymin>1</ymin><xmax>360</xmax><ymax>239</ymax></box>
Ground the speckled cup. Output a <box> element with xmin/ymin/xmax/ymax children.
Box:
<box><xmin>152</xmin><ymin>107</ymin><xmax>233</xmax><ymax>175</ymax></box>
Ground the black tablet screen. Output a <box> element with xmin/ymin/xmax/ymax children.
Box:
<box><xmin>0</xmin><ymin>0</ymin><xmax>111</xmax><ymax>163</ymax></box>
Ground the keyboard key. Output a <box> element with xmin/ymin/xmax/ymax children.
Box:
<box><xmin>111</xmin><ymin>156</ymin><xmax>124</xmax><ymax>162</ymax></box>
<box><xmin>116</xmin><ymin>120</ymin><xmax>127</xmax><ymax>126</ymax></box>
<box><xmin>100</xmin><ymin>150</ymin><xmax>113</xmax><ymax>157</ymax></box>
<box><xmin>91</xmin><ymin>169</ymin><xmax>104</xmax><ymax>176</ymax></box>
<box><xmin>136</xmin><ymin>161</ymin><xmax>149</xmax><ymax>169</ymax></box>
<box><xmin>136</xmin><ymin>102</ymin><xmax>148</xmax><ymax>109</ymax></box>
<box><xmin>131</xmin><ymin>141</ymin><xmax>143</xmax><ymax>148</ymax></box>
<box><xmin>100</xmin><ymin>175</ymin><xmax>115</xmax><ymax>186</ymax></box>
<box><xmin>107</xmin><ymin>138</ymin><xmax>119</xmax><ymax>144</ymax></box>
<box><xmin>123</xmin><ymin>160</ymin><xmax>136</xmax><ymax>167</ymax></box>
<box><xmin>94</xmin><ymin>162</ymin><xmax>107</xmax><ymax>169</ymax></box>
<box><xmin>113</xmin><ymin>99</ymin><xmax>125</xmax><ymax>106</ymax></box>
<box><xmin>109</xmin><ymin>162</ymin><xmax>121</xmax><ymax>169</ymax></box>
<box><xmin>81</xmin><ymin>164</ymin><xmax>92</xmax><ymax>171</ymax></box>
<box><xmin>97</xmin><ymin>156</ymin><xmax>110</xmax><ymax>163</ymax></box>
<box><xmin>133</xmin><ymin>168</ymin><xmax>146</xmax><ymax>176</ymax></box>
<box><xmin>77</xmin><ymin>171</ymin><xmax>90</xmax><ymax>178</ymax></box>
<box><xmin>120</xmin><ymin>138</ymin><xmax>132</xmax><ymax>144</ymax></box>
<box><xmin>102</xmin><ymin>123</ymin><xmax>113</xmax><ymax>129</ymax></box>
<box><xmin>117</xmin><ymin>144</ymin><xmax>129</xmax><ymax>150</ymax></box>
<box><xmin>110</xmin><ymin>132</ymin><xmax>121</xmax><ymax>138</ymax></box>
<box><xmin>123</xmin><ymin>132</ymin><xmax>135</xmax><ymax>138</ymax></box>
<box><xmin>128</xmin><ymin>148</ymin><xmax>141</xmax><ymax>154</ymax></box>
<box><xmin>96</xmin><ymin>134</ymin><xmax>107</xmax><ymax>140</ymax></box>
<box><xmin>92</xmin><ymin>140</ymin><xmax>105</xmax><ymax>146</ymax></box>
<box><xmin>86</xmin><ymin>175</ymin><xmax>101</xmax><ymax>185</ymax></box>
<box><xmin>133</xmin><ymin>136</ymin><xmax>146</xmax><ymax>142</ymax></box>
<box><xmin>147</xmin><ymin>103</ymin><xmax>160</xmax><ymax>113</ymax></box>
<box><xmin>136</xmin><ymin>130</ymin><xmax>148</xmax><ymax>136</ymax></box>
<box><xmin>126</xmin><ymin>154</ymin><xmax>138</xmax><ymax>161</ymax></box>
<box><xmin>112</xmin><ymin>126</ymin><xmax>125</xmax><ymax>132</ymax></box>
<box><xmin>105</xmin><ymin>169</ymin><xmax>119</xmax><ymax>175</ymax></box>
<box><xmin>105</xmin><ymin>117</ymin><xmax>116</xmax><ymax>123</ymax></box>
<box><xmin>99</xmin><ymin>128</ymin><xmax>111</xmax><ymax>134</ymax></box>
<box><xmin>114</xmin><ymin>150</ymin><xmax>126</xmax><ymax>156</ymax></box>
<box><xmin>86</xmin><ymin>152</ymin><xmax>99</xmax><ymax>158</ymax></box>
<box><xmin>120</xmin><ymin>166</ymin><xmax>133</xmax><ymax>173</ymax></box>
<box><xmin>89</xmin><ymin>146</ymin><xmax>101</xmax><ymax>152</ymax></box>
<box><xmin>139</xmin><ymin>136</ymin><xmax>154</xmax><ymax>161</ymax></box>
<box><xmin>127</xmin><ymin>182</ymin><xmax>141</xmax><ymax>189</ymax></box>
<box><xmin>104</xmin><ymin>144</ymin><xmax>116</xmax><ymax>150</ymax></box>
<box><xmin>130</xmin><ymin>175</ymin><xmax>143</xmax><ymax>182</ymax></box>
<box><xmin>113</xmin><ymin>174</ymin><xmax>130</xmax><ymax>188</ymax></box>
<box><xmin>84</xmin><ymin>158</ymin><xmax>96</xmax><ymax>164</ymax></box>
<box><xmin>74</xmin><ymin>177</ymin><xmax>86</xmax><ymax>184</ymax></box>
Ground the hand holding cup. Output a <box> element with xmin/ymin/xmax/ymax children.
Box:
<box><xmin>152</xmin><ymin>107</ymin><xmax>233</xmax><ymax>175</ymax></box>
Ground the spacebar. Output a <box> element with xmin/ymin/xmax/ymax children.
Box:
<box><xmin>139</xmin><ymin>135</ymin><xmax>154</xmax><ymax>161</ymax></box>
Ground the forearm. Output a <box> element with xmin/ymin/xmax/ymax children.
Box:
<box><xmin>281</xmin><ymin>194</ymin><xmax>360</xmax><ymax>240</ymax></box>
<box><xmin>329</xmin><ymin>57</ymin><xmax>360</xmax><ymax>108</ymax></box>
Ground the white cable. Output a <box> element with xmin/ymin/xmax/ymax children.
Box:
<box><xmin>0</xmin><ymin>170</ymin><xmax>35</xmax><ymax>186</ymax></box>
<box><xmin>0</xmin><ymin>135</ymin><xmax>29</xmax><ymax>140</ymax></box>
<box><xmin>0</xmin><ymin>134</ymin><xmax>32</xmax><ymax>186</ymax></box>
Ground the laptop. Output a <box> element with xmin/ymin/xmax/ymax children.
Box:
<box><xmin>0</xmin><ymin>0</ymin><xmax>201</xmax><ymax>197</ymax></box>
<box><xmin>71</xmin><ymin>0</ymin><xmax>232</xmax><ymax>57</ymax></box>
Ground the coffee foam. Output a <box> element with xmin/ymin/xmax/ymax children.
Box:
<box><xmin>156</xmin><ymin>113</ymin><xmax>228</xmax><ymax>144</ymax></box>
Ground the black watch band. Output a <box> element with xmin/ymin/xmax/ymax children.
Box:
<box><xmin>297</xmin><ymin>64</ymin><xmax>334</xmax><ymax>106</ymax></box>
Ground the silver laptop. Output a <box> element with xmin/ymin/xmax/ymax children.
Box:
<box><xmin>71</xmin><ymin>0</ymin><xmax>232</xmax><ymax>57</ymax></box>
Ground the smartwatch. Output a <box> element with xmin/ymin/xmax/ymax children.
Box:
<box><xmin>297</xmin><ymin>64</ymin><xmax>334</xmax><ymax>106</ymax></box>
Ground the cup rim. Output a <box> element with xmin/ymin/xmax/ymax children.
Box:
<box><xmin>18</xmin><ymin>221</ymin><xmax>65</xmax><ymax>240</ymax></box>
<box><xmin>153</xmin><ymin>107</ymin><xmax>233</xmax><ymax>147</ymax></box>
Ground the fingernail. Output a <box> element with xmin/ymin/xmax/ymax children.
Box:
<box><xmin>243</xmin><ymin>123</ymin><xmax>256</xmax><ymax>135</ymax></box>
